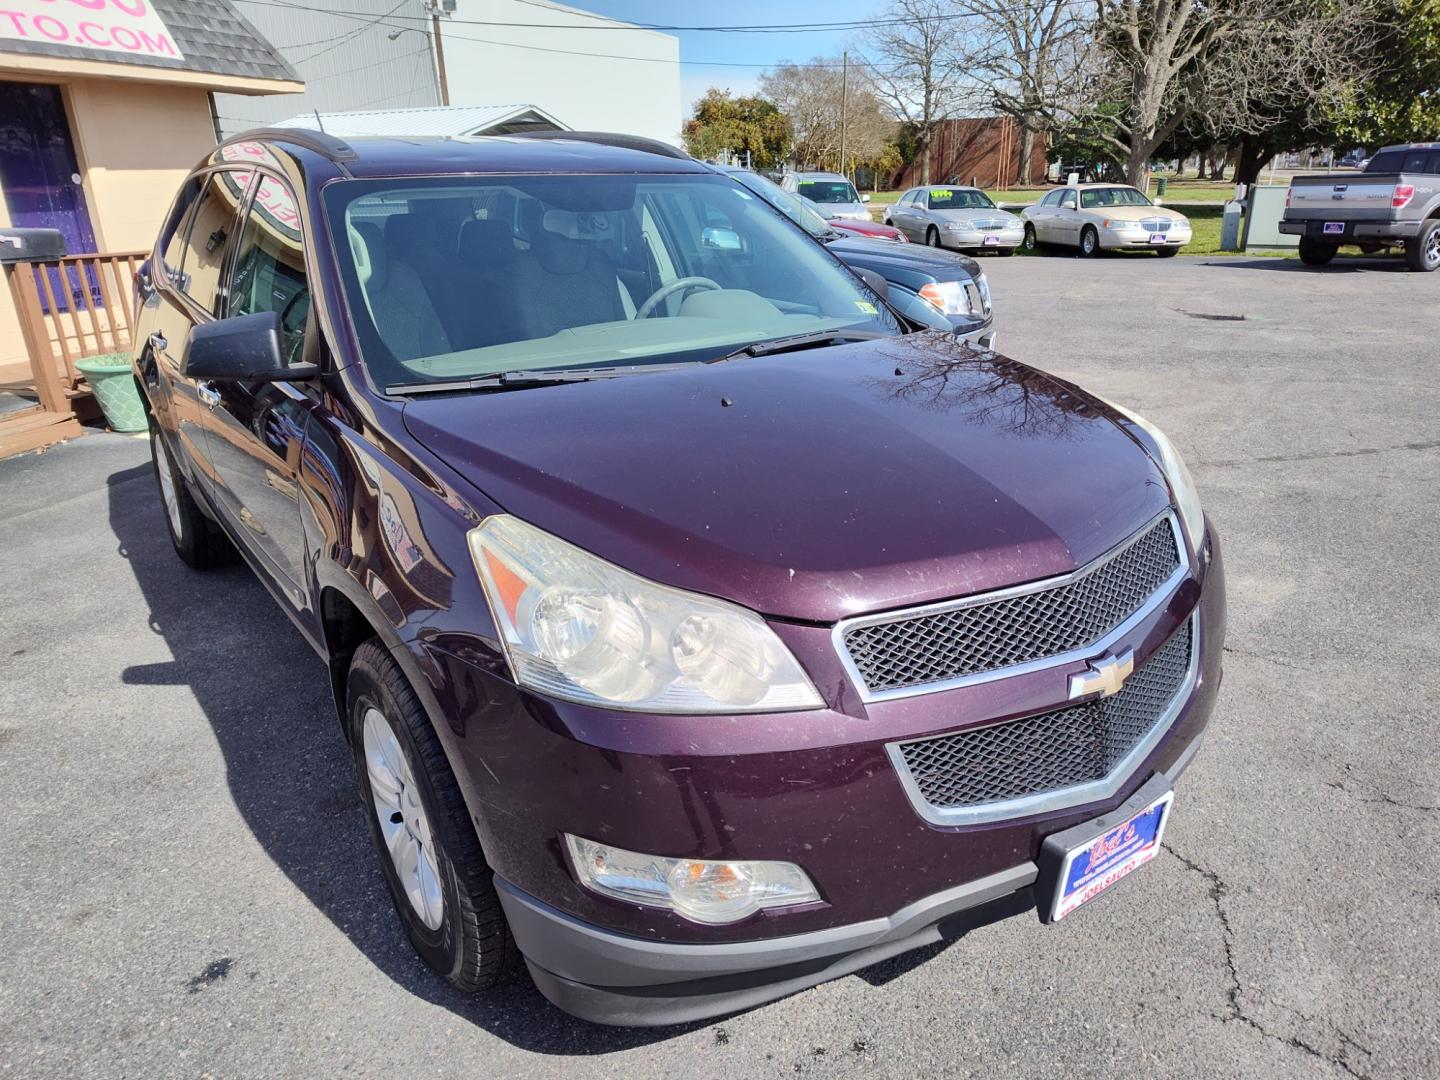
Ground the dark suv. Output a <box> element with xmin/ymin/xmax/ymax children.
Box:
<box><xmin>132</xmin><ymin>129</ymin><xmax>1225</xmax><ymax>1026</ymax></box>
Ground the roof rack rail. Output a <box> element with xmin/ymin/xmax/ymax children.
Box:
<box><xmin>222</xmin><ymin>127</ymin><xmax>358</xmax><ymax>163</ymax></box>
<box><xmin>509</xmin><ymin>130</ymin><xmax>691</xmax><ymax>161</ymax></box>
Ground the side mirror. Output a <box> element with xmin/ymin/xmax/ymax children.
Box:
<box><xmin>700</xmin><ymin>226</ymin><xmax>744</xmax><ymax>252</ymax></box>
<box><xmin>855</xmin><ymin>267</ymin><xmax>890</xmax><ymax>301</ymax></box>
<box><xmin>181</xmin><ymin>311</ymin><xmax>317</xmax><ymax>382</ymax></box>
<box><xmin>861</xmin><ymin>193</ymin><xmax>872</xmax><ymax>203</ymax></box>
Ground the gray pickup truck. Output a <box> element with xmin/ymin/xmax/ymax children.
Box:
<box><xmin>1280</xmin><ymin>142</ymin><xmax>1440</xmax><ymax>271</ymax></box>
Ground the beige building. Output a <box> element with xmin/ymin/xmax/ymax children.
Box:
<box><xmin>0</xmin><ymin>0</ymin><xmax>301</xmax><ymax>375</ymax></box>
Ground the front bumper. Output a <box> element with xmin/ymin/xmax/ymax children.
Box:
<box><xmin>499</xmin><ymin>749</ymin><xmax>1203</xmax><ymax>1026</ymax></box>
<box><xmin>1278</xmin><ymin>218</ymin><xmax>1420</xmax><ymax>242</ymax></box>
<box><xmin>1099</xmin><ymin>226</ymin><xmax>1192</xmax><ymax>250</ymax></box>
<box><xmin>941</xmin><ymin>226</ymin><xmax>1025</xmax><ymax>250</ymax></box>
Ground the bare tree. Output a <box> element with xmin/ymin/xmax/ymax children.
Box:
<box><xmin>1093</xmin><ymin>0</ymin><xmax>1383</xmax><ymax>188</ymax></box>
<box><xmin>761</xmin><ymin>61</ymin><xmax>897</xmax><ymax>172</ymax></box>
<box><xmin>952</xmin><ymin>1</ymin><xmax>1095</xmax><ymax>184</ymax></box>
<box><xmin>863</xmin><ymin>0</ymin><xmax>970</xmax><ymax>183</ymax></box>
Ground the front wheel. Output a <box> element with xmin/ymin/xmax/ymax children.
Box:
<box><xmin>348</xmin><ymin>641</ymin><xmax>520</xmax><ymax>992</ymax></box>
<box><xmin>1079</xmin><ymin>226</ymin><xmax>1100</xmax><ymax>257</ymax></box>
<box><xmin>1405</xmin><ymin>219</ymin><xmax>1440</xmax><ymax>272</ymax></box>
<box><xmin>926</xmin><ymin>226</ymin><xmax>942</xmax><ymax>248</ymax></box>
<box><xmin>1021</xmin><ymin>224</ymin><xmax>1038</xmax><ymax>252</ymax></box>
<box><xmin>149</xmin><ymin>419</ymin><xmax>233</xmax><ymax>570</ymax></box>
<box><xmin>1298</xmin><ymin>236</ymin><xmax>1339</xmax><ymax>266</ymax></box>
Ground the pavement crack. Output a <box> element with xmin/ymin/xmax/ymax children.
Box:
<box><xmin>1201</xmin><ymin>439</ymin><xmax>1440</xmax><ymax>469</ymax></box>
<box><xmin>1324</xmin><ymin>764</ymin><xmax>1437</xmax><ymax>813</ymax></box>
<box><xmin>1164</xmin><ymin>843</ymin><xmax>1376</xmax><ymax>1080</ymax></box>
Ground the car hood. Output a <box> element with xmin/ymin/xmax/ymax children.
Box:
<box><xmin>1090</xmin><ymin>205</ymin><xmax>1188</xmax><ymax>223</ymax></box>
<box><xmin>932</xmin><ymin>208</ymin><xmax>1021</xmax><ymax>226</ymax></box>
<box><xmin>402</xmin><ymin>337</ymin><xmax>1169</xmax><ymax>623</ymax></box>
<box><xmin>825</xmin><ymin>234</ymin><xmax>982</xmax><ymax>279</ymax></box>
<box><xmin>820</xmin><ymin>202</ymin><xmax>870</xmax><ymax>218</ymax></box>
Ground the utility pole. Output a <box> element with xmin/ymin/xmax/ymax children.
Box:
<box><xmin>839</xmin><ymin>51</ymin><xmax>848</xmax><ymax>179</ymax></box>
<box><xmin>427</xmin><ymin>0</ymin><xmax>450</xmax><ymax>106</ymax></box>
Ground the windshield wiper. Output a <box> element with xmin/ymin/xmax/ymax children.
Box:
<box><xmin>712</xmin><ymin>329</ymin><xmax>888</xmax><ymax>363</ymax></box>
<box><xmin>387</xmin><ymin>364</ymin><xmax>691</xmax><ymax>396</ymax></box>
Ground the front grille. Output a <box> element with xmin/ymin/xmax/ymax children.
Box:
<box><xmin>841</xmin><ymin>515</ymin><xmax>1181</xmax><ymax>695</ymax></box>
<box><xmin>971</xmin><ymin>218</ymin><xmax>1008</xmax><ymax>230</ymax></box>
<box><xmin>894</xmin><ymin>616</ymin><xmax>1193</xmax><ymax>813</ymax></box>
<box><xmin>1139</xmin><ymin>218</ymin><xmax>1172</xmax><ymax>233</ymax></box>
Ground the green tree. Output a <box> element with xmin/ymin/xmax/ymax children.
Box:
<box><xmin>1336</xmin><ymin>0</ymin><xmax>1440</xmax><ymax>146</ymax></box>
<box><xmin>681</xmin><ymin>89</ymin><xmax>792</xmax><ymax>169</ymax></box>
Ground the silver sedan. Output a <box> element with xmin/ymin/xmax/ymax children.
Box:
<box><xmin>883</xmin><ymin>186</ymin><xmax>1025</xmax><ymax>255</ymax></box>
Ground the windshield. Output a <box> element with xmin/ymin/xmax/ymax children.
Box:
<box><xmin>727</xmin><ymin>170</ymin><xmax>832</xmax><ymax>240</ymax></box>
<box><xmin>797</xmin><ymin>179</ymin><xmax>861</xmax><ymax>204</ymax></box>
<box><xmin>324</xmin><ymin>174</ymin><xmax>900</xmax><ymax>387</ymax></box>
<box><xmin>927</xmin><ymin>188</ymin><xmax>995</xmax><ymax>210</ymax></box>
<box><xmin>1080</xmin><ymin>187</ymin><xmax>1152</xmax><ymax>209</ymax></box>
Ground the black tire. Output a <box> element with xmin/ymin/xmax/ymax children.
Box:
<box><xmin>1022</xmin><ymin>223</ymin><xmax>1038</xmax><ymax>252</ymax></box>
<box><xmin>148</xmin><ymin>419</ymin><xmax>234</xmax><ymax>570</ymax></box>
<box><xmin>1155</xmin><ymin>246</ymin><xmax>1180</xmax><ymax>258</ymax></box>
<box><xmin>926</xmin><ymin>226</ymin><xmax>942</xmax><ymax>248</ymax></box>
<box><xmin>996</xmin><ymin>246</ymin><xmax>1017</xmax><ymax>257</ymax></box>
<box><xmin>1298</xmin><ymin>236</ymin><xmax>1339</xmax><ymax>266</ymax></box>
<box><xmin>1079</xmin><ymin>225</ymin><xmax>1100</xmax><ymax>258</ymax></box>
<box><xmin>1404</xmin><ymin>218</ymin><xmax>1440</xmax><ymax>272</ymax></box>
<box><xmin>348</xmin><ymin>640</ymin><xmax>520</xmax><ymax>993</ymax></box>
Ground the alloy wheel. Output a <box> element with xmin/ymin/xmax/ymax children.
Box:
<box><xmin>1427</xmin><ymin>229</ymin><xmax>1440</xmax><ymax>269</ymax></box>
<box><xmin>363</xmin><ymin>707</ymin><xmax>444</xmax><ymax>930</ymax></box>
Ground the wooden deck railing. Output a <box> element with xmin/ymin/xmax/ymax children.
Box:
<box><xmin>2</xmin><ymin>250</ymin><xmax>147</xmax><ymax>457</ymax></box>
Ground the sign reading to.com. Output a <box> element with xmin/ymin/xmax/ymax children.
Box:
<box><xmin>0</xmin><ymin>1</ymin><xmax>184</xmax><ymax>61</ymax></box>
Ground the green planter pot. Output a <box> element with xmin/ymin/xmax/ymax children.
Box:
<box><xmin>76</xmin><ymin>353</ymin><xmax>147</xmax><ymax>433</ymax></box>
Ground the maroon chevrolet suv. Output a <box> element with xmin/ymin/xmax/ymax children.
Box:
<box><xmin>132</xmin><ymin>129</ymin><xmax>1225</xmax><ymax>1026</ymax></box>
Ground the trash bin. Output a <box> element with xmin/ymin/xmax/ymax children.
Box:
<box><xmin>76</xmin><ymin>353</ymin><xmax>147</xmax><ymax>433</ymax></box>
<box><xmin>1157</xmin><ymin>176</ymin><xmax>1169</xmax><ymax>197</ymax></box>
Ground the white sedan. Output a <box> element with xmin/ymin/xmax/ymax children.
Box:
<box><xmin>1020</xmin><ymin>184</ymin><xmax>1192</xmax><ymax>257</ymax></box>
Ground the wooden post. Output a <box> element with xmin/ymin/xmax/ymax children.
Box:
<box><xmin>6</xmin><ymin>264</ymin><xmax>72</xmax><ymax>416</ymax></box>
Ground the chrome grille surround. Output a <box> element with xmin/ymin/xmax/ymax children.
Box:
<box><xmin>834</xmin><ymin>512</ymin><xmax>1187</xmax><ymax>703</ymax></box>
<box><xmin>1139</xmin><ymin>217</ymin><xmax>1172</xmax><ymax>233</ymax></box>
<box><xmin>886</xmin><ymin>612</ymin><xmax>1199</xmax><ymax>826</ymax></box>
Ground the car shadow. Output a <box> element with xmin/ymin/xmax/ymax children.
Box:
<box><xmin>1197</xmin><ymin>255</ymin><xmax>1410</xmax><ymax>273</ymax></box>
<box><xmin>104</xmin><ymin>458</ymin><xmax>984</xmax><ymax>1050</ymax></box>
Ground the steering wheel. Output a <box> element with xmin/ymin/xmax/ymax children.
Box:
<box><xmin>634</xmin><ymin>276</ymin><xmax>722</xmax><ymax>319</ymax></box>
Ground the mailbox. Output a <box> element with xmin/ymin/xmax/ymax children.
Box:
<box><xmin>0</xmin><ymin>227</ymin><xmax>67</xmax><ymax>265</ymax></box>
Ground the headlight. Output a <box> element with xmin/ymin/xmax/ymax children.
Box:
<box><xmin>942</xmin><ymin>221</ymin><xmax>972</xmax><ymax>232</ymax></box>
<box><xmin>1102</xmin><ymin>218</ymin><xmax>1143</xmax><ymax>230</ymax></box>
<box><xmin>1105</xmin><ymin>402</ymin><xmax>1204</xmax><ymax>548</ymax></box>
<box><xmin>565</xmin><ymin>836</ymin><xmax>821</xmax><ymax>924</ymax></box>
<box><xmin>918</xmin><ymin>279</ymin><xmax>972</xmax><ymax>315</ymax></box>
<box><xmin>469</xmin><ymin>515</ymin><xmax>822</xmax><ymax>713</ymax></box>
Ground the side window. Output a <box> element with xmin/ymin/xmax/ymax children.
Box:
<box><xmin>159</xmin><ymin>176</ymin><xmax>202</xmax><ymax>281</ymax></box>
<box><xmin>1042</xmin><ymin>189</ymin><xmax>1063</xmax><ymax>207</ymax></box>
<box><xmin>228</xmin><ymin>175</ymin><xmax>309</xmax><ymax>366</ymax></box>
<box><xmin>177</xmin><ymin>170</ymin><xmax>251</xmax><ymax>313</ymax></box>
<box><xmin>900</xmin><ymin>190</ymin><xmax>916</xmax><ymax>206</ymax></box>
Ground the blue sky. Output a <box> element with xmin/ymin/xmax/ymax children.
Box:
<box><xmin>571</xmin><ymin>1</ymin><xmax>880</xmax><ymax>113</ymax></box>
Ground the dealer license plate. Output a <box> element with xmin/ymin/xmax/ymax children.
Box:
<box><xmin>1148</xmin><ymin>232</ymin><xmax>1166</xmax><ymax>244</ymax></box>
<box><xmin>1049</xmin><ymin>791</ymin><xmax>1174</xmax><ymax>921</ymax></box>
<box><xmin>1324</xmin><ymin>222</ymin><xmax>1346</xmax><ymax>235</ymax></box>
<box><xmin>983</xmin><ymin>234</ymin><xmax>1001</xmax><ymax>245</ymax></box>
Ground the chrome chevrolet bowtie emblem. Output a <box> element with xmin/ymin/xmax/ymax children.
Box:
<box><xmin>1069</xmin><ymin>648</ymin><xmax>1135</xmax><ymax>700</ymax></box>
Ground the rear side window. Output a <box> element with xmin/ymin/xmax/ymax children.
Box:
<box><xmin>1367</xmin><ymin>149</ymin><xmax>1440</xmax><ymax>174</ymax></box>
<box><xmin>228</xmin><ymin>176</ymin><xmax>309</xmax><ymax>365</ymax></box>
<box><xmin>177</xmin><ymin>169</ymin><xmax>252</xmax><ymax>313</ymax></box>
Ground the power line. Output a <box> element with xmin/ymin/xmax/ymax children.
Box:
<box><xmin>234</xmin><ymin>0</ymin><xmax>984</xmax><ymax>36</ymax></box>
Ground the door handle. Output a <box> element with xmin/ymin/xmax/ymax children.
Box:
<box><xmin>148</xmin><ymin>332</ymin><xmax>167</xmax><ymax>354</ymax></box>
<box><xmin>197</xmin><ymin>381</ymin><xmax>221</xmax><ymax>409</ymax></box>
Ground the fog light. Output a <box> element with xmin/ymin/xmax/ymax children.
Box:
<box><xmin>565</xmin><ymin>835</ymin><xmax>820</xmax><ymax>924</ymax></box>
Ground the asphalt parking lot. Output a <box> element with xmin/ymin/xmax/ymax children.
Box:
<box><xmin>2</xmin><ymin>253</ymin><xmax>1436</xmax><ymax>1079</ymax></box>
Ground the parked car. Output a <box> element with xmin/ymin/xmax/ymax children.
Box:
<box><xmin>1021</xmin><ymin>184</ymin><xmax>1193</xmax><ymax>257</ymax></box>
<box><xmin>134</xmin><ymin>128</ymin><xmax>1224</xmax><ymax>1027</ymax></box>
<box><xmin>803</xmin><ymin>199</ymin><xmax>907</xmax><ymax>243</ymax></box>
<box><xmin>723</xmin><ymin>167</ymin><xmax>994</xmax><ymax>345</ymax></box>
<box><xmin>779</xmin><ymin>170</ymin><xmax>872</xmax><ymax>221</ymax></box>
<box><xmin>1280</xmin><ymin>141</ymin><xmax>1440</xmax><ymax>271</ymax></box>
<box><xmin>884</xmin><ymin>186</ymin><xmax>1025</xmax><ymax>254</ymax></box>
